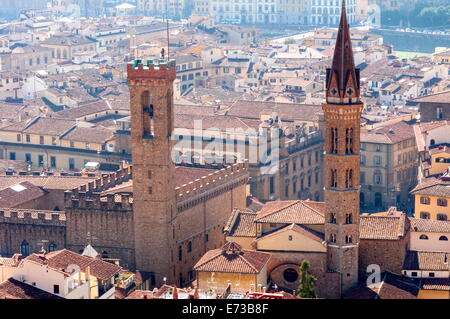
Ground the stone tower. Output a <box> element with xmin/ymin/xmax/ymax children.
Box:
<box><xmin>127</xmin><ymin>58</ymin><xmax>177</xmax><ymax>285</ymax></box>
<box><xmin>323</xmin><ymin>0</ymin><xmax>363</xmax><ymax>295</ymax></box>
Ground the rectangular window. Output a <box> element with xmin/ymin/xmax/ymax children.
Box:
<box><xmin>50</xmin><ymin>156</ymin><xmax>56</xmax><ymax>168</ymax></box>
<box><xmin>269</xmin><ymin>176</ymin><xmax>275</xmax><ymax>194</ymax></box>
<box><xmin>53</xmin><ymin>285</ymin><xmax>59</xmax><ymax>294</ymax></box>
<box><xmin>26</xmin><ymin>135</ymin><xmax>30</xmax><ymax>143</ymax></box>
<box><xmin>69</xmin><ymin>158</ymin><xmax>75</xmax><ymax>170</ymax></box>
<box><xmin>39</xmin><ymin>136</ymin><xmax>44</xmax><ymax>144</ymax></box>
<box><xmin>374</xmin><ymin>156</ymin><xmax>382</xmax><ymax>166</ymax></box>
<box><xmin>25</xmin><ymin>153</ymin><xmax>31</xmax><ymax>163</ymax></box>
<box><xmin>16</xmin><ymin>134</ymin><xmax>21</xmax><ymax>142</ymax></box>
<box><xmin>420</xmin><ymin>212</ymin><xmax>430</xmax><ymax>219</ymax></box>
<box><xmin>375</xmin><ymin>144</ymin><xmax>381</xmax><ymax>152</ymax></box>
<box><xmin>437</xmin><ymin>199</ymin><xmax>448</xmax><ymax>207</ymax></box>
<box><xmin>420</xmin><ymin>197</ymin><xmax>430</xmax><ymax>205</ymax></box>
<box><xmin>52</xmin><ymin>137</ymin><xmax>57</xmax><ymax>145</ymax></box>
<box><xmin>360</xmin><ymin>172</ymin><xmax>365</xmax><ymax>183</ymax></box>
<box><xmin>38</xmin><ymin>155</ymin><xmax>44</xmax><ymax>167</ymax></box>
<box><xmin>9</xmin><ymin>152</ymin><xmax>16</xmax><ymax>160</ymax></box>
<box><xmin>411</xmin><ymin>272</ymin><xmax>417</xmax><ymax>277</ymax></box>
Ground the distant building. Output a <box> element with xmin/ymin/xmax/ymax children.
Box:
<box><xmin>0</xmin><ymin>0</ymin><xmax>47</xmax><ymax>19</ymax></box>
<box><xmin>360</xmin><ymin>121</ymin><xmax>418</xmax><ymax>212</ymax></box>
<box><xmin>414</xmin><ymin>91</ymin><xmax>450</xmax><ymax>123</ymax></box>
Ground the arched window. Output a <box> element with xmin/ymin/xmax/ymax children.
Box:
<box><xmin>187</xmin><ymin>241</ymin><xmax>192</xmax><ymax>253</ymax></box>
<box><xmin>430</xmin><ymin>139</ymin><xmax>435</xmax><ymax>146</ymax></box>
<box><xmin>102</xmin><ymin>251</ymin><xmax>109</xmax><ymax>258</ymax></box>
<box><xmin>20</xmin><ymin>240</ymin><xmax>30</xmax><ymax>256</ymax></box>
<box><xmin>141</xmin><ymin>91</ymin><xmax>154</xmax><ymax>136</ymax></box>
<box><xmin>345</xmin><ymin>213</ymin><xmax>352</xmax><ymax>224</ymax></box>
<box><xmin>439</xmin><ymin>236</ymin><xmax>448</xmax><ymax>241</ymax></box>
<box><xmin>374</xmin><ymin>192</ymin><xmax>382</xmax><ymax>209</ymax></box>
<box><xmin>330</xmin><ymin>169</ymin><xmax>337</xmax><ymax>188</ymax></box>
<box><xmin>329</xmin><ymin>233</ymin><xmax>336</xmax><ymax>243</ymax></box>
<box><xmin>419</xmin><ymin>234</ymin><xmax>429</xmax><ymax>240</ymax></box>
<box><xmin>48</xmin><ymin>243</ymin><xmax>57</xmax><ymax>252</ymax></box>
<box><xmin>329</xmin><ymin>213</ymin><xmax>337</xmax><ymax>224</ymax></box>
<box><xmin>330</xmin><ymin>128</ymin><xmax>338</xmax><ymax>153</ymax></box>
<box><xmin>178</xmin><ymin>246</ymin><xmax>182</xmax><ymax>261</ymax></box>
<box><xmin>345</xmin><ymin>169</ymin><xmax>353</xmax><ymax>188</ymax></box>
<box><xmin>345</xmin><ymin>128</ymin><xmax>353</xmax><ymax>154</ymax></box>
<box><xmin>345</xmin><ymin>235</ymin><xmax>352</xmax><ymax>243</ymax></box>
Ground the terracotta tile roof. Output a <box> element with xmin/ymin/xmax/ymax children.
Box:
<box><xmin>409</xmin><ymin>218</ymin><xmax>450</xmax><ymax>233</ymax></box>
<box><xmin>403</xmin><ymin>251</ymin><xmax>450</xmax><ymax>271</ymax></box>
<box><xmin>194</xmin><ymin>242</ymin><xmax>270</xmax><ymax>274</ymax></box>
<box><xmin>53</xmin><ymin>100</ymin><xmax>110</xmax><ymax>120</ymax></box>
<box><xmin>226</xmin><ymin>100</ymin><xmax>323</xmax><ymax>122</ymax></box>
<box><xmin>0</xmin><ymin>175</ymin><xmax>96</xmax><ymax>191</ymax></box>
<box><xmin>225</xmin><ymin>209</ymin><xmax>257</xmax><ymax>237</ymax></box>
<box><xmin>0</xmin><ymin>278</ymin><xmax>63</xmax><ymax>299</ymax></box>
<box><xmin>255</xmin><ymin>200</ymin><xmax>325</xmax><ymax>224</ymax></box>
<box><xmin>416</xmin><ymin>120</ymin><xmax>449</xmax><ymax>133</ymax></box>
<box><xmin>0</xmin><ymin>255</ymin><xmax>21</xmax><ymax>267</ymax></box>
<box><xmin>413</xmin><ymin>90</ymin><xmax>450</xmax><ymax>103</ymax></box>
<box><xmin>87</xmin><ymin>259</ymin><xmax>121</xmax><ymax>281</ymax></box>
<box><xmin>25</xmin><ymin>249</ymin><xmax>121</xmax><ymax>280</ymax></box>
<box><xmin>429</xmin><ymin>145</ymin><xmax>450</xmax><ymax>155</ymax></box>
<box><xmin>1</xmin><ymin>117</ymin><xmax>76</xmax><ymax>136</ymax></box>
<box><xmin>420</xmin><ymin>278</ymin><xmax>450</xmax><ymax>291</ymax></box>
<box><xmin>61</xmin><ymin>126</ymin><xmax>115</xmax><ymax>144</ymax></box>
<box><xmin>410</xmin><ymin>177</ymin><xmax>450</xmax><ymax>198</ymax></box>
<box><xmin>0</xmin><ymin>181</ymin><xmax>46</xmax><ymax>208</ymax></box>
<box><xmin>25</xmin><ymin>249</ymin><xmax>93</xmax><ymax>274</ymax></box>
<box><xmin>255</xmin><ymin>223</ymin><xmax>324</xmax><ymax>243</ymax></box>
<box><xmin>361</xmin><ymin>121</ymin><xmax>415</xmax><ymax>144</ymax></box>
<box><xmin>359</xmin><ymin>214</ymin><xmax>408</xmax><ymax>240</ymax></box>
<box><xmin>344</xmin><ymin>272</ymin><xmax>419</xmax><ymax>299</ymax></box>
<box><xmin>125</xmin><ymin>289</ymin><xmax>155</xmax><ymax>299</ymax></box>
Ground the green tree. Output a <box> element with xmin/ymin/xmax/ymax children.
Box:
<box><xmin>296</xmin><ymin>259</ymin><xmax>317</xmax><ymax>298</ymax></box>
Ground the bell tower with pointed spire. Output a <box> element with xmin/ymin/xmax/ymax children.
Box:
<box><xmin>323</xmin><ymin>0</ymin><xmax>363</xmax><ymax>294</ymax></box>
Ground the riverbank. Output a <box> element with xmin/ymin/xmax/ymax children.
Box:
<box><xmin>395</xmin><ymin>51</ymin><xmax>432</xmax><ymax>59</ymax></box>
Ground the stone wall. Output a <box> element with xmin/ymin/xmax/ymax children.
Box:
<box><xmin>420</xmin><ymin>102</ymin><xmax>450</xmax><ymax>123</ymax></box>
<box><xmin>0</xmin><ymin>208</ymin><xmax>66</xmax><ymax>256</ymax></box>
<box><xmin>359</xmin><ymin>233</ymin><xmax>410</xmax><ymax>277</ymax></box>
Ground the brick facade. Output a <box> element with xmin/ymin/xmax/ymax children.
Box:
<box><xmin>419</xmin><ymin>102</ymin><xmax>450</xmax><ymax>123</ymax></box>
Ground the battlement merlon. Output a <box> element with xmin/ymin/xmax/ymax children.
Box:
<box><xmin>0</xmin><ymin>208</ymin><xmax>66</xmax><ymax>226</ymax></box>
<box><xmin>175</xmin><ymin>161</ymin><xmax>249</xmax><ymax>201</ymax></box>
<box><xmin>127</xmin><ymin>59</ymin><xmax>176</xmax><ymax>82</ymax></box>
